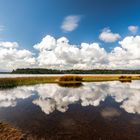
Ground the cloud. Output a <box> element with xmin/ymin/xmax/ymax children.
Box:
<box><xmin>0</xmin><ymin>41</ymin><xmax>36</xmax><ymax>71</ymax></box>
<box><xmin>34</xmin><ymin>35</ymin><xmax>108</xmax><ymax>69</ymax></box>
<box><xmin>99</xmin><ymin>28</ymin><xmax>121</xmax><ymax>43</ymax></box>
<box><xmin>108</xmin><ymin>36</ymin><xmax>140</xmax><ymax>69</ymax></box>
<box><xmin>33</xmin><ymin>35</ymin><xmax>56</xmax><ymax>51</ymax></box>
<box><xmin>128</xmin><ymin>25</ymin><xmax>139</xmax><ymax>34</ymax></box>
<box><xmin>0</xmin><ymin>41</ymin><xmax>19</xmax><ymax>48</ymax></box>
<box><xmin>1</xmin><ymin>34</ymin><xmax>140</xmax><ymax>71</ymax></box>
<box><xmin>61</xmin><ymin>15</ymin><xmax>81</xmax><ymax>32</ymax></box>
<box><xmin>34</xmin><ymin>35</ymin><xmax>140</xmax><ymax>69</ymax></box>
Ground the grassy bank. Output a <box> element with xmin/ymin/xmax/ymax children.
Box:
<box><xmin>0</xmin><ymin>75</ymin><xmax>140</xmax><ymax>89</ymax></box>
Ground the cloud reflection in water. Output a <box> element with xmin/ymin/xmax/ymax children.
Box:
<box><xmin>0</xmin><ymin>86</ymin><xmax>34</xmax><ymax>107</ymax></box>
<box><xmin>0</xmin><ymin>81</ymin><xmax>140</xmax><ymax>115</ymax></box>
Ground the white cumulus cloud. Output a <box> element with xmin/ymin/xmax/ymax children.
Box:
<box><xmin>99</xmin><ymin>28</ymin><xmax>121</xmax><ymax>43</ymax></box>
<box><xmin>61</xmin><ymin>15</ymin><xmax>81</xmax><ymax>32</ymax></box>
<box><xmin>0</xmin><ymin>41</ymin><xmax>19</xmax><ymax>48</ymax></box>
<box><xmin>1</xmin><ymin>34</ymin><xmax>140</xmax><ymax>71</ymax></box>
<box><xmin>34</xmin><ymin>35</ymin><xmax>108</xmax><ymax>69</ymax></box>
<box><xmin>33</xmin><ymin>35</ymin><xmax>56</xmax><ymax>51</ymax></box>
<box><xmin>109</xmin><ymin>36</ymin><xmax>140</xmax><ymax>69</ymax></box>
<box><xmin>128</xmin><ymin>25</ymin><xmax>139</xmax><ymax>34</ymax></box>
<box><xmin>0</xmin><ymin>41</ymin><xmax>36</xmax><ymax>71</ymax></box>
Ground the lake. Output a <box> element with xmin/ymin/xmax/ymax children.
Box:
<box><xmin>0</xmin><ymin>74</ymin><xmax>139</xmax><ymax>78</ymax></box>
<box><xmin>0</xmin><ymin>81</ymin><xmax>140</xmax><ymax>139</ymax></box>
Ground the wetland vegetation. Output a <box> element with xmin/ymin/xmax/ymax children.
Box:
<box><xmin>0</xmin><ymin>74</ymin><xmax>140</xmax><ymax>89</ymax></box>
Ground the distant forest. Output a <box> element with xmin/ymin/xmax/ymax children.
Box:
<box><xmin>11</xmin><ymin>68</ymin><xmax>140</xmax><ymax>74</ymax></box>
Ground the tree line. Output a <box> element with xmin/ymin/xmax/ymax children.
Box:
<box><xmin>11</xmin><ymin>68</ymin><xmax>140</xmax><ymax>74</ymax></box>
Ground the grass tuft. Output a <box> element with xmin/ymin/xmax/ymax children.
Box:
<box><xmin>119</xmin><ymin>76</ymin><xmax>132</xmax><ymax>82</ymax></box>
<box><xmin>59</xmin><ymin>75</ymin><xmax>83</xmax><ymax>82</ymax></box>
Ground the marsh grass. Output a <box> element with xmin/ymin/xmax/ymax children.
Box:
<box><xmin>0</xmin><ymin>122</ymin><xmax>35</xmax><ymax>140</ymax></box>
<box><xmin>0</xmin><ymin>77</ymin><xmax>58</xmax><ymax>89</ymax></box>
<box><xmin>0</xmin><ymin>78</ymin><xmax>18</xmax><ymax>88</ymax></box>
<box><xmin>0</xmin><ymin>122</ymin><xmax>25</xmax><ymax>140</ymax></box>
<box><xmin>119</xmin><ymin>76</ymin><xmax>132</xmax><ymax>83</ymax></box>
<box><xmin>59</xmin><ymin>75</ymin><xmax>83</xmax><ymax>82</ymax></box>
<box><xmin>0</xmin><ymin>75</ymin><xmax>140</xmax><ymax>89</ymax></box>
<box><xmin>119</xmin><ymin>76</ymin><xmax>132</xmax><ymax>79</ymax></box>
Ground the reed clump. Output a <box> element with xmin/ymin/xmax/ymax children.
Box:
<box><xmin>59</xmin><ymin>75</ymin><xmax>83</xmax><ymax>82</ymax></box>
<box><xmin>119</xmin><ymin>76</ymin><xmax>132</xmax><ymax>82</ymax></box>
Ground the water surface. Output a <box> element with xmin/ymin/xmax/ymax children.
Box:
<box><xmin>0</xmin><ymin>81</ymin><xmax>140</xmax><ymax>139</ymax></box>
<box><xmin>0</xmin><ymin>74</ymin><xmax>139</xmax><ymax>78</ymax></box>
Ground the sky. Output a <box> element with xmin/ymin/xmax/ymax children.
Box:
<box><xmin>0</xmin><ymin>0</ymin><xmax>140</xmax><ymax>71</ymax></box>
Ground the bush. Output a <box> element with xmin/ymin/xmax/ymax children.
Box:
<box><xmin>119</xmin><ymin>76</ymin><xmax>132</xmax><ymax>80</ymax></box>
<box><xmin>59</xmin><ymin>75</ymin><xmax>83</xmax><ymax>82</ymax></box>
<box><xmin>119</xmin><ymin>76</ymin><xmax>132</xmax><ymax>83</ymax></box>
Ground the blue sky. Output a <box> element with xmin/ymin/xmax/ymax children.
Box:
<box><xmin>0</xmin><ymin>0</ymin><xmax>140</xmax><ymax>50</ymax></box>
<box><xmin>0</xmin><ymin>0</ymin><xmax>140</xmax><ymax>71</ymax></box>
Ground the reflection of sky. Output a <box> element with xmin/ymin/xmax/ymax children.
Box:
<box><xmin>0</xmin><ymin>81</ymin><xmax>140</xmax><ymax>115</ymax></box>
<box><xmin>0</xmin><ymin>86</ymin><xmax>34</xmax><ymax>107</ymax></box>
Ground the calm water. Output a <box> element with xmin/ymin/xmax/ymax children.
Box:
<box><xmin>0</xmin><ymin>81</ymin><xmax>140</xmax><ymax>139</ymax></box>
<box><xmin>0</xmin><ymin>74</ymin><xmax>140</xmax><ymax>78</ymax></box>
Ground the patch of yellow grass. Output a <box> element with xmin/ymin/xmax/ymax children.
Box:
<box><xmin>0</xmin><ymin>75</ymin><xmax>140</xmax><ymax>89</ymax></box>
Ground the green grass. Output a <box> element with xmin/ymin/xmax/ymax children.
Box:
<box><xmin>0</xmin><ymin>75</ymin><xmax>140</xmax><ymax>89</ymax></box>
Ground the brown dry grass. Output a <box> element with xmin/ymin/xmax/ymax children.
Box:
<box><xmin>59</xmin><ymin>75</ymin><xmax>83</xmax><ymax>81</ymax></box>
<box><xmin>0</xmin><ymin>122</ymin><xmax>36</xmax><ymax>140</ymax></box>
<box><xmin>0</xmin><ymin>122</ymin><xmax>25</xmax><ymax>140</ymax></box>
<box><xmin>0</xmin><ymin>75</ymin><xmax>140</xmax><ymax>89</ymax></box>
